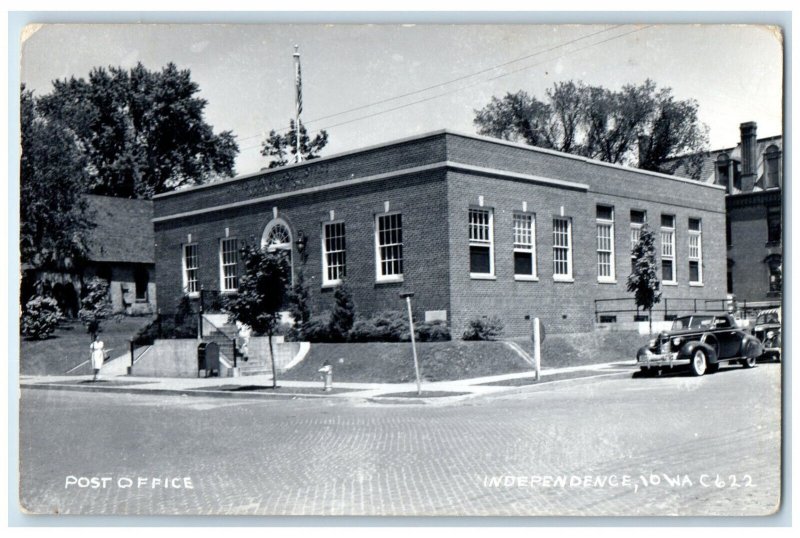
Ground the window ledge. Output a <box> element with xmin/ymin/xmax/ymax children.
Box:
<box><xmin>514</xmin><ymin>275</ymin><xmax>539</xmax><ymax>282</ymax></box>
<box><xmin>597</xmin><ymin>279</ymin><xmax>617</xmax><ymax>284</ymax></box>
<box><xmin>375</xmin><ymin>276</ymin><xmax>404</xmax><ymax>285</ymax></box>
<box><xmin>321</xmin><ymin>281</ymin><xmax>342</xmax><ymax>289</ymax></box>
<box><xmin>220</xmin><ymin>289</ymin><xmax>238</xmax><ymax>295</ymax></box>
<box><xmin>689</xmin><ymin>282</ymin><xmax>704</xmax><ymax>287</ymax></box>
<box><xmin>470</xmin><ymin>274</ymin><xmax>497</xmax><ymax>280</ymax></box>
<box><xmin>553</xmin><ymin>276</ymin><xmax>574</xmax><ymax>283</ymax></box>
<box><xmin>662</xmin><ymin>281</ymin><xmax>678</xmax><ymax>287</ymax></box>
<box><xmin>186</xmin><ymin>292</ymin><xmax>200</xmax><ymax>298</ymax></box>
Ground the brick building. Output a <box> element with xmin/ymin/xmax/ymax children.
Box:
<box><xmin>673</xmin><ymin>121</ymin><xmax>783</xmax><ymax>308</ymax></box>
<box><xmin>152</xmin><ymin>130</ymin><xmax>727</xmax><ymax>337</ymax></box>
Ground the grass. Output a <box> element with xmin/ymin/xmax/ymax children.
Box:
<box><xmin>514</xmin><ymin>330</ymin><xmax>650</xmax><ymax>368</ymax></box>
<box><xmin>20</xmin><ymin>317</ymin><xmax>153</xmax><ymax>376</ymax></box>
<box><xmin>281</xmin><ymin>341</ymin><xmax>533</xmax><ymax>383</ymax></box>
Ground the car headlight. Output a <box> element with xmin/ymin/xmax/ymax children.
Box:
<box><xmin>672</xmin><ymin>337</ymin><xmax>682</xmax><ymax>347</ymax></box>
<box><xmin>649</xmin><ymin>339</ymin><xmax>656</xmax><ymax>348</ymax></box>
<box><xmin>766</xmin><ymin>331</ymin><xmax>775</xmax><ymax>339</ymax></box>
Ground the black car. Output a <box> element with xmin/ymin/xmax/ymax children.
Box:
<box><xmin>636</xmin><ymin>313</ymin><xmax>763</xmax><ymax>376</ymax></box>
<box><xmin>751</xmin><ymin>308</ymin><xmax>781</xmax><ymax>362</ymax></box>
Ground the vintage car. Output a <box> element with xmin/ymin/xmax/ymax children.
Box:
<box><xmin>751</xmin><ymin>308</ymin><xmax>781</xmax><ymax>362</ymax></box>
<box><xmin>636</xmin><ymin>313</ymin><xmax>763</xmax><ymax>376</ymax></box>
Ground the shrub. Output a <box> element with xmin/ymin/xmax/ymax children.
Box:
<box><xmin>462</xmin><ymin>316</ymin><xmax>504</xmax><ymax>341</ymax></box>
<box><xmin>416</xmin><ymin>320</ymin><xmax>451</xmax><ymax>342</ymax></box>
<box><xmin>329</xmin><ymin>282</ymin><xmax>355</xmax><ymax>342</ymax></box>
<box><xmin>301</xmin><ymin>312</ymin><xmax>332</xmax><ymax>343</ymax></box>
<box><xmin>348</xmin><ymin>311</ymin><xmax>408</xmax><ymax>342</ymax></box>
<box><xmin>78</xmin><ymin>277</ymin><xmax>112</xmax><ymax>339</ymax></box>
<box><xmin>21</xmin><ymin>295</ymin><xmax>62</xmax><ymax>340</ymax></box>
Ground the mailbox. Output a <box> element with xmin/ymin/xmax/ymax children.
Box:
<box><xmin>198</xmin><ymin>342</ymin><xmax>220</xmax><ymax>377</ymax></box>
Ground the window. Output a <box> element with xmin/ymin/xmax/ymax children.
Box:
<box><xmin>513</xmin><ymin>213</ymin><xmax>536</xmax><ymax>279</ymax></box>
<box><xmin>219</xmin><ymin>238</ymin><xmax>239</xmax><ymax>292</ymax></box>
<box><xmin>134</xmin><ymin>266</ymin><xmax>149</xmax><ymax>302</ymax></box>
<box><xmin>766</xmin><ymin>254</ymin><xmax>782</xmax><ymax>295</ymax></box>
<box><xmin>630</xmin><ymin>209</ymin><xmax>646</xmax><ymax>272</ymax></box>
<box><xmin>596</xmin><ymin>205</ymin><xmax>615</xmax><ymax>282</ymax></box>
<box><xmin>660</xmin><ymin>214</ymin><xmax>676</xmax><ymax>284</ymax></box>
<box><xmin>552</xmin><ymin>217</ymin><xmax>573</xmax><ymax>280</ymax></box>
<box><xmin>469</xmin><ymin>208</ymin><xmax>494</xmax><ymax>277</ymax></box>
<box><xmin>183</xmin><ymin>243</ymin><xmax>199</xmax><ymax>295</ymax></box>
<box><xmin>688</xmin><ymin>218</ymin><xmax>703</xmax><ymax>284</ymax></box>
<box><xmin>767</xmin><ymin>205</ymin><xmax>781</xmax><ymax>244</ymax></box>
<box><xmin>375</xmin><ymin>213</ymin><xmax>403</xmax><ymax>281</ymax></box>
<box><xmin>322</xmin><ymin>222</ymin><xmax>346</xmax><ymax>285</ymax></box>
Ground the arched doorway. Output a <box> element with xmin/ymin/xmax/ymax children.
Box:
<box><xmin>261</xmin><ymin>218</ymin><xmax>294</xmax><ymax>282</ymax></box>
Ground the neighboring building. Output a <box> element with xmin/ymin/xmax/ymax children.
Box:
<box><xmin>674</xmin><ymin>122</ymin><xmax>783</xmax><ymax>308</ymax></box>
<box><xmin>152</xmin><ymin>130</ymin><xmax>727</xmax><ymax>337</ymax></box>
<box><xmin>26</xmin><ymin>195</ymin><xmax>156</xmax><ymax>317</ymax></box>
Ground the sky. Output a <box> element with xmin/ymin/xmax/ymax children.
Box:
<box><xmin>20</xmin><ymin>23</ymin><xmax>784</xmax><ymax>177</ymax></box>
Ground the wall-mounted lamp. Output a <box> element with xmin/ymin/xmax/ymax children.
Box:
<box><xmin>295</xmin><ymin>231</ymin><xmax>308</xmax><ymax>264</ymax></box>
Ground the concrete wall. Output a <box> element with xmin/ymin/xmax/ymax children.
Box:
<box><xmin>131</xmin><ymin>339</ymin><xmax>200</xmax><ymax>378</ymax></box>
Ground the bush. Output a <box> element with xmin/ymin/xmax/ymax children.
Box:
<box><xmin>301</xmin><ymin>312</ymin><xmax>332</xmax><ymax>343</ymax></box>
<box><xmin>329</xmin><ymin>282</ymin><xmax>355</xmax><ymax>342</ymax></box>
<box><xmin>348</xmin><ymin>311</ymin><xmax>409</xmax><ymax>342</ymax></box>
<box><xmin>21</xmin><ymin>295</ymin><xmax>62</xmax><ymax>340</ymax></box>
<box><xmin>462</xmin><ymin>316</ymin><xmax>504</xmax><ymax>341</ymax></box>
<box><xmin>416</xmin><ymin>320</ymin><xmax>451</xmax><ymax>342</ymax></box>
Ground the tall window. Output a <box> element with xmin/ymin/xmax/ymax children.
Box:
<box><xmin>552</xmin><ymin>217</ymin><xmax>573</xmax><ymax>280</ymax></box>
<box><xmin>375</xmin><ymin>213</ymin><xmax>403</xmax><ymax>281</ymax></box>
<box><xmin>767</xmin><ymin>205</ymin><xmax>781</xmax><ymax>244</ymax></box>
<box><xmin>596</xmin><ymin>205</ymin><xmax>615</xmax><ymax>282</ymax></box>
<box><xmin>688</xmin><ymin>218</ymin><xmax>703</xmax><ymax>284</ymax></box>
<box><xmin>513</xmin><ymin>213</ymin><xmax>536</xmax><ymax>279</ymax></box>
<box><xmin>322</xmin><ymin>222</ymin><xmax>347</xmax><ymax>285</ymax></box>
<box><xmin>630</xmin><ymin>210</ymin><xmax>646</xmax><ymax>272</ymax></box>
<box><xmin>134</xmin><ymin>266</ymin><xmax>149</xmax><ymax>302</ymax></box>
<box><xmin>660</xmin><ymin>214</ymin><xmax>676</xmax><ymax>284</ymax></box>
<box><xmin>183</xmin><ymin>243</ymin><xmax>199</xmax><ymax>295</ymax></box>
<box><xmin>219</xmin><ymin>238</ymin><xmax>238</xmax><ymax>292</ymax></box>
<box><xmin>469</xmin><ymin>208</ymin><xmax>494</xmax><ymax>277</ymax></box>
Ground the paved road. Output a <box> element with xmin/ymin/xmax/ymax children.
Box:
<box><xmin>18</xmin><ymin>363</ymin><xmax>782</xmax><ymax>516</ymax></box>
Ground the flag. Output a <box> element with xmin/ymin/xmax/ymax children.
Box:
<box><xmin>294</xmin><ymin>48</ymin><xmax>302</xmax><ymax>117</ymax></box>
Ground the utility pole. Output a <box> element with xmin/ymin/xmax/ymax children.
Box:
<box><xmin>400</xmin><ymin>292</ymin><xmax>422</xmax><ymax>396</ymax></box>
<box><xmin>293</xmin><ymin>44</ymin><xmax>302</xmax><ymax>163</ymax></box>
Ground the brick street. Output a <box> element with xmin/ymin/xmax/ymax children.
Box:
<box><xmin>19</xmin><ymin>363</ymin><xmax>782</xmax><ymax>517</ymax></box>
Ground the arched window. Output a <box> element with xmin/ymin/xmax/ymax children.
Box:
<box><xmin>261</xmin><ymin>218</ymin><xmax>294</xmax><ymax>279</ymax></box>
<box><xmin>764</xmin><ymin>144</ymin><xmax>781</xmax><ymax>189</ymax></box>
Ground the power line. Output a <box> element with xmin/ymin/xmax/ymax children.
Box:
<box><xmin>238</xmin><ymin>25</ymin><xmax>652</xmax><ymax>153</ymax></box>
<box><xmin>233</xmin><ymin>25</ymin><xmax>623</xmax><ymax>145</ymax></box>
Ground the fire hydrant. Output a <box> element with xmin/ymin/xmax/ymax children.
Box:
<box><xmin>318</xmin><ymin>360</ymin><xmax>333</xmax><ymax>392</ymax></box>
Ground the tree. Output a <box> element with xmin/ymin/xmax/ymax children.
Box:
<box><xmin>35</xmin><ymin>62</ymin><xmax>238</xmax><ymax>198</ymax></box>
<box><xmin>261</xmin><ymin>120</ymin><xmax>328</xmax><ymax>168</ymax></box>
<box><xmin>20</xmin><ymin>86</ymin><xmax>94</xmax><ymax>271</ymax></box>
<box><xmin>224</xmin><ymin>244</ymin><xmax>290</xmax><ymax>388</ymax></box>
<box><xmin>627</xmin><ymin>224</ymin><xmax>662</xmax><ymax>335</ymax></box>
<box><xmin>286</xmin><ymin>268</ymin><xmax>311</xmax><ymax>338</ymax></box>
<box><xmin>474</xmin><ymin>80</ymin><xmax>709</xmax><ymax>179</ymax></box>
<box><xmin>78</xmin><ymin>277</ymin><xmax>112</xmax><ymax>340</ymax></box>
<box><xmin>329</xmin><ymin>281</ymin><xmax>355</xmax><ymax>342</ymax></box>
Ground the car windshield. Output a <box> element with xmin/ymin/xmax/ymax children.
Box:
<box><xmin>756</xmin><ymin>312</ymin><xmax>779</xmax><ymax>325</ymax></box>
<box><xmin>671</xmin><ymin>316</ymin><xmax>714</xmax><ymax>330</ymax></box>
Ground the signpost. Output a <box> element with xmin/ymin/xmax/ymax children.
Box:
<box><xmin>400</xmin><ymin>292</ymin><xmax>422</xmax><ymax>396</ymax></box>
<box><xmin>532</xmin><ymin>317</ymin><xmax>544</xmax><ymax>381</ymax></box>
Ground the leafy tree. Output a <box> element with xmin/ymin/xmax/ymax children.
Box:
<box><xmin>78</xmin><ymin>277</ymin><xmax>112</xmax><ymax>340</ymax></box>
<box><xmin>261</xmin><ymin>119</ymin><xmax>328</xmax><ymax>168</ymax></box>
<box><xmin>627</xmin><ymin>224</ymin><xmax>662</xmax><ymax>335</ymax></box>
<box><xmin>329</xmin><ymin>281</ymin><xmax>355</xmax><ymax>342</ymax></box>
<box><xmin>20</xmin><ymin>86</ymin><xmax>94</xmax><ymax>271</ymax></box>
<box><xmin>35</xmin><ymin>62</ymin><xmax>238</xmax><ymax>198</ymax></box>
<box><xmin>224</xmin><ymin>244</ymin><xmax>290</xmax><ymax>388</ymax></box>
<box><xmin>474</xmin><ymin>79</ymin><xmax>709</xmax><ymax>178</ymax></box>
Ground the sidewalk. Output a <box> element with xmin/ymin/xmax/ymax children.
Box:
<box><xmin>19</xmin><ymin>359</ymin><xmax>639</xmax><ymax>403</ymax></box>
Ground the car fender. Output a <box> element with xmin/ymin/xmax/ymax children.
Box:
<box><xmin>680</xmin><ymin>340</ymin><xmax>717</xmax><ymax>363</ymax></box>
<box><xmin>742</xmin><ymin>336</ymin><xmax>764</xmax><ymax>359</ymax></box>
<box><xmin>636</xmin><ymin>345</ymin><xmax>652</xmax><ymax>361</ymax></box>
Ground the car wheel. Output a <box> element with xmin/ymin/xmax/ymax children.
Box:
<box><xmin>742</xmin><ymin>355</ymin><xmax>757</xmax><ymax>369</ymax></box>
<box><xmin>690</xmin><ymin>349</ymin><xmax>707</xmax><ymax>376</ymax></box>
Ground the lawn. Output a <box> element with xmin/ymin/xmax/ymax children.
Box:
<box><xmin>516</xmin><ymin>330</ymin><xmax>649</xmax><ymax>368</ymax></box>
<box><xmin>281</xmin><ymin>341</ymin><xmax>534</xmax><ymax>383</ymax></box>
<box><xmin>19</xmin><ymin>317</ymin><xmax>153</xmax><ymax>376</ymax></box>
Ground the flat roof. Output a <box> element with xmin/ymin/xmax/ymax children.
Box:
<box><xmin>154</xmin><ymin>128</ymin><xmax>726</xmax><ymax>200</ymax></box>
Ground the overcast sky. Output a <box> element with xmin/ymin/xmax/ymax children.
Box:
<box><xmin>20</xmin><ymin>23</ymin><xmax>783</xmax><ymax>176</ymax></box>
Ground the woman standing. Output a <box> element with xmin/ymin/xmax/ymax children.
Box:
<box><xmin>90</xmin><ymin>336</ymin><xmax>105</xmax><ymax>381</ymax></box>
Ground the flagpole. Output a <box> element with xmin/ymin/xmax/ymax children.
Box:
<box><xmin>293</xmin><ymin>44</ymin><xmax>302</xmax><ymax>163</ymax></box>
